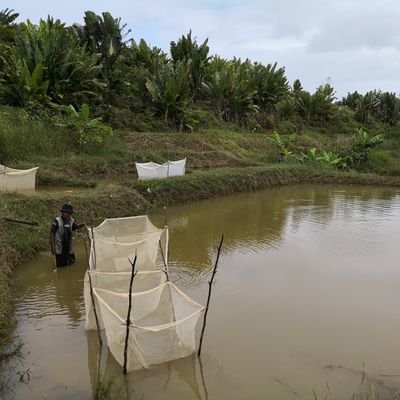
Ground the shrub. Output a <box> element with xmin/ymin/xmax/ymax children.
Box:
<box><xmin>57</xmin><ymin>104</ymin><xmax>113</xmax><ymax>151</ymax></box>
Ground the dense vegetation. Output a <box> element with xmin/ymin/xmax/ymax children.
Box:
<box><xmin>1</xmin><ymin>8</ymin><xmax>400</xmax><ymax>175</ymax></box>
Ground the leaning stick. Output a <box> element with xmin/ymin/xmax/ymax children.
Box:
<box><xmin>87</xmin><ymin>270</ymin><xmax>103</xmax><ymax>348</ymax></box>
<box><xmin>197</xmin><ymin>234</ymin><xmax>224</xmax><ymax>357</ymax></box>
<box><xmin>123</xmin><ymin>254</ymin><xmax>138</xmax><ymax>374</ymax></box>
<box><xmin>3</xmin><ymin>217</ymin><xmax>39</xmax><ymax>226</ymax></box>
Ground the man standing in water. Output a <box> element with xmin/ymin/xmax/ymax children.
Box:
<box><xmin>50</xmin><ymin>204</ymin><xmax>85</xmax><ymax>267</ymax></box>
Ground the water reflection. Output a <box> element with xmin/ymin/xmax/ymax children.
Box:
<box><xmin>150</xmin><ymin>184</ymin><xmax>400</xmax><ymax>285</ymax></box>
<box><xmin>14</xmin><ymin>239</ymin><xmax>87</xmax><ymax>325</ymax></box>
<box><xmin>10</xmin><ymin>184</ymin><xmax>400</xmax><ymax>400</ymax></box>
<box><xmin>86</xmin><ymin>331</ymin><xmax>207</xmax><ymax>400</ymax></box>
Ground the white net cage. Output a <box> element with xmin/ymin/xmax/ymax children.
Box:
<box><xmin>84</xmin><ymin>215</ymin><xmax>204</xmax><ymax>372</ymax></box>
<box><xmin>135</xmin><ymin>158</ymin><xmax>186</xmax><ymax>180</ymax></box>
<box><xmin>0</xmin><ymin>164</ymin><xmax>39</xmax><ymax>192</ymax></box>
<box><xmin>93</xmin><ymin>282</ymin><xmax>203</xmax><ymax>371</ymax></box>
<box><xmin>88</xmin><ymin>216</ymin><xmax>169</xmax><ymax>272</ymax></box>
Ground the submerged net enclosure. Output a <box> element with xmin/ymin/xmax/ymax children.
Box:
<box><xmin>0</xmin><ymin>164</ymin><xmax>39</xmax><ymax>192</ymax></box>
<box><xmin>84</xmin><ymin>215</ymin><xmax>204</xmax><ymax>372</ymax></box>
<box><xmin>135</xmin><ymin>158</ymin><xmax>186</xmax><ymax>180</ymax></box>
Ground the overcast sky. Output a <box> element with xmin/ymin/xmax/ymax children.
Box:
<box><xmin>9</xmin><ymin>0</ymin><xmax>400</xmax><ymax>98</ymax></box>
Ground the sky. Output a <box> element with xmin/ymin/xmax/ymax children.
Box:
<box><xmin>8</xmin><ymin>0</ymin><xmax>400</xmax><ymax>98</ymax></box>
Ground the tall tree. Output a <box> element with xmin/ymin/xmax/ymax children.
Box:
<box><xmin>252</xmin><ymin>62</ymin><xmax>289</xmax><ymax>112</ymax></box>
<box><xmin>0</xmin><ymin>17</ymin><xmax>103</xmax><ymax>106</ymax></box>
<box><xmin>170</xmin><ymin>31</ymin><xmax>210</xmax><ymax>96</ymax></box>
<box><xmin>77</xmin><ymin>11</ymin><xmax>130</xmax><ymax>77</ymax></box>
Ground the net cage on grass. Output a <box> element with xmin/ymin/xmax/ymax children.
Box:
<box><xmin>135</xmin><ymin>158</ymin><xmax>186</xmax><ymax>180</ymax></box>
<box><xmin>0</xmin><ymin>164</ymin><xmax>39</xmax><ymax>192</ymax></box>
<box><xmin>84</xmin><ymin>215</ymin><xmax>204</xmax><ymax>372</ymax></box>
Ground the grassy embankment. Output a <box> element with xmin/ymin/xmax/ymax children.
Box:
<box><xmin>3</xmin><ymin>108</ymin><xmax>400</xmax><ymax>381</ymax></box>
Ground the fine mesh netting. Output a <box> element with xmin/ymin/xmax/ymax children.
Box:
<box><xmin>84</xmin><ymin>215</ymin><xmax>204</xmax><ymax>372</ymax></box>
<box><xmin>84</xmin><ymin>270</ymin><xmax>168</xmax><ymax>330</ymax></box>
<box><xmin>135</xmin><ymin>158</ymin><xmax>186</xmax><ymax>180</ymax></box>
<box><xmin>88</xmin><ymin>215</ymin><xmax>169</xmax><ymax>272</ymax></box>
<box><xmin>0</xmin><ymin>164</ymin><xmax>38</xmax><ymax>192</ymax></box>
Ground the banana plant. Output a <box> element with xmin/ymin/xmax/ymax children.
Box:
<box><xmin>62</xmin><ymin>103</ymin><xmax>112</xmax><ymax>148</ymax></box>
<box><xmin>270</xmin><ymin>131</ymin><xmax>296</xmax><ymax>160</ymax></box>
<box><xmin>342</xmin><ymin>128</ymin><xmax>384</xmax><ymax>167</ymax></box>
<box><xmin>299</xmin><ymin>147</ymin><xmax>318</xmax><ymax>162</ymax></box>
<box><xmin>317</xmin><ymin>151</ymin><xmax>346</xmax><ymax>168</ymax></box>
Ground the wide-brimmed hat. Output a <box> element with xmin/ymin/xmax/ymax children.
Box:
<box><xmin>60</xmin><ymin>203</ymin><xmax>74</xmax><ymax>214</ymax></box>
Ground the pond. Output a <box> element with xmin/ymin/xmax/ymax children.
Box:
<box><xmin>8</xmin><ymin>184</ymin><xmax>400</xmax><ymax>399</ymax></box>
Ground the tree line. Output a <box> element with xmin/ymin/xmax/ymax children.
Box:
<box><xmin>0</xmin><ymin>8</ymin><xmax>399</xmax><ymax>132</ymax></box>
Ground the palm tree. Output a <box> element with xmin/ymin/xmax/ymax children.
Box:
<box><xmin>252</xmin><ymin>62</ymin><xmax>289</xmax><ymax>112</ymax></box>
<box><xmin>294</xmin><ymin>83</ymin><xmax>335</xmax><ymax>126</ymax></box>
<box><xmin>170</xmin><ymin>31</ymin><xmax>210</xmax><ymax>97</ymax></box>
<box><xmin>76</xmin><ymin>11</ymin><xmax>130</xmax><ymax>78</ymax></box>
<box><xmin>1</xmin><ymin>17</ymin><xmax>103</xmax><ymax>106</ymax></box>
<box><xmin>0</xmin><ymin>8</ymin><xmax>19</xmax><ymax>25</ymax></box>
<box><xmin>146</xmin><ymin>60</ymin><xmax>194</xmax><ymax>130</ymax></box>
<box><xmin>204</xmin><ymin>57</ymin><xmax>258</xmax><ymax>124</ymax></box>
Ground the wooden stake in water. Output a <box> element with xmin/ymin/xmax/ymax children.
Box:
<box><xmin>197</xmin><ymin>234</ymin><xmax>224</xmax><ymax>357</ymax></box>
<box><xmin>158</xmin><ymin>239</ymin><xmax>170</xmax><ymax>282</ymax></box>
<box><xmin>87</xmin><ymin>220</ymin><xmax>102</xmax><ymax>347</ymax></box>
<box><xmin>90</xmin><ymin>223</ymin><xmax>97</xmax><ymax>270</ymax></box>
<box><xmin>87</xmin><ymin>270</ymin><xmax>103</xmax><ymax>348</ymax></box>
<box><xmin>123</xmin><ymin>254</ymin><xmax>138</xmax><ymax>374</ymax></box>
<box><xmin>82</xmin><ymin>233</ymin><xmax>89</xmax><ymax>268</ymax></box>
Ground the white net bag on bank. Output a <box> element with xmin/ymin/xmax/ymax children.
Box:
<box><xmin>84</xmin><ymin>215</ymin><xmax>204</xmax><ymax>371</ymax></box>
<box><xmin>135</xmin><ymin>158</ymin><xmax>186</xmax><ymax>180</ymax></box>
<box><xmin>0</xmin><ymin>164</ymin><xmax>39</xmax><ymax>192</ymax></box>
<box><xmin>166</xmin><ymin>158</ymin><xmax>186</xmax><ymax>177</ymax></box>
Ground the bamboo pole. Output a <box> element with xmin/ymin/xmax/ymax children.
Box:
<box><xmin>87</xmin><ymin>270</ymin><xmax>103</xmax><ymax>348</ymax></box>
<box><xmin>82</xmin><ymin>234</ymin><xmax>89</xmax><ymax>268</ymax></box>
<box><xmin>163</xmin><ymin>205</ymin><xmax>168</xmax><ymax>227</ymax></box>
<box><xmin>86</xmin><ymin>217</ymin><xmax>102</xmax><ymax>346</ymax></box>
<box><xmin>158</xmin><ymin>239</ymin><xmax>170</xmax><ymax>282</ymax></box>
<box><xmin>90</xmin><ymin>224</ymin><xmax>97</xmax><ymax>270</ymax></box>
<box><xmin>197</xmin><ymin>234</ymin><xmax>224</xmax><ymax>357</ymax></box>
<box><xmin>123</xmin><ymin>254</ymin><xmax>138</xmax><ymax>374</ymax></box>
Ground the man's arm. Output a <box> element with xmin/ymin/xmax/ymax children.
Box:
<box><xmin>72</xmin><ymin>222</ymin><xmax>85</xmax><ymax>231</ymax></box>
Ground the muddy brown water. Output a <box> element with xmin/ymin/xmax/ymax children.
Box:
<box><xmin>8</xmin><ymin>184</ymin><xmax>400</xmax><ymax>399</ymax></box>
